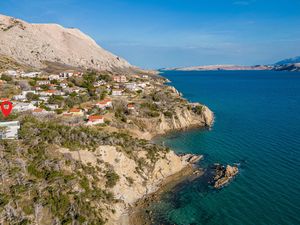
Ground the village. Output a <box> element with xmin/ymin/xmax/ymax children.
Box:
<box><xmin>0</xmin><ymin>68</ymin><xmax>186</xmax><ymax>140</ymax></box>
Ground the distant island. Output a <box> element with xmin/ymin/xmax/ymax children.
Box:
<box><xmin>163</xmin><ymin>57</ymin><xmax>300</xmax><ymax>72</ymax></box>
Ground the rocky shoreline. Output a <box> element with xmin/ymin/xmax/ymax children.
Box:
<box><xmin>126</xmin><ymin>160</ymin><xmax>240</xmax><ymax>224</ymax></box>
<box><xmin>127</xmin><ymin>160</ymin><xmax>204</xmax><ymax>225</ymax></box>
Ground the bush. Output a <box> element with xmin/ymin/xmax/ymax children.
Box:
<box><xmin>163</xmin><ymin>111</ymin><xmax>173</xmax><ymax>117</ymax></box>
<box><xmin>1</xmin><ymin>74</ymin><xmax>12</xmax><ymax>82</ymax></box>
<box><xmin>105</xmin><ymin>170</ymin><xmax>119</xmax><ymax>188</ymax></box>
<box><xmin>193</xmin><ymin>105</ymin><xmax>204</xmax><ymax>115</ymax></box>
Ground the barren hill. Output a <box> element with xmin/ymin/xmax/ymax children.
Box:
<box><xmin>0</xmin><ymin>14</ymin><xmax>133</xmax><ymax>71</ymax></box>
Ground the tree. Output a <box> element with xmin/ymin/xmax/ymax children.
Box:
<box><xmin>26</xmin><ymin>92</ymin><xmax>39</xmax><ymax>101</ymax></box>
<box><xmin>0</xmin><ymin>74</ymin><xmax>12</xmax><ymax>82</ymax></box>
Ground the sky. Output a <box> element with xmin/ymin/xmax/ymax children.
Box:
<box><xmin>1</xmin><ymin>0</ymin><xmax>300</xmax><ymax>69</ymax></box>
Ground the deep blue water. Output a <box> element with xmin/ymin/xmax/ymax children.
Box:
<box><xmin>151</xmin><ymin>70</ymin><xmax>300</xmax><ymax>225</ymax></box>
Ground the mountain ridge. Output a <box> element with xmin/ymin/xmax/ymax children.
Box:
<box><xmin>275</xmin><ymin>56</ymin><xmax>300</xmax><ymax>65</ymax></box>
<box><xmin>0</xmin><ymin>14</ymin><xmax>133</xmax><ymax>71</ymax></box>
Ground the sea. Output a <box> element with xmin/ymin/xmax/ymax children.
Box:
<box><xmin>150</xmin><ymin>70</ymin><xmax>300</xmax><ymax>225</ymax></box>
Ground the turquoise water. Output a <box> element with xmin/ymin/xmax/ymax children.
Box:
<box><xmin>151</xmin><ymin>71</ymin><xmax>300</xmax><ymax>225</ymax></box>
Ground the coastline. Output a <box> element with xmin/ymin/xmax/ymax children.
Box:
<box><xmin>128</xmin><ymin>164</ymin><xmax>204</xmax><ymax>225</ymax></box>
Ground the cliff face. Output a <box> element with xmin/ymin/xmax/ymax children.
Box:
<box><xmin>0</xmin><ymin>14</ymin><xmax>132</xmax><ymax>71</ymax></box>
<box><xmin>158</xmin><ymin>106</ymin><xmax>213</xmax><ymax>133</ymax></box>
<box><xmin>59</xmin><ymin>146</ymin><xmax>195</xmax><ymax>224</ymax></box>
<box><xmin>128</xmin><ymin>105</ymin><xmax>214</xmax><ymax>140</ymax></box>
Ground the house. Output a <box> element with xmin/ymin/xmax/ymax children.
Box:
<box><xmin>39</xmin><ymin>90</ymin><xmax>63</xmax><ymax>96</ymax></box>
<box><xmin>60</xmin><ymin>81</ymin><xmax>68</xmax><ymax>89</ymax></box>
<box><xmin>39</xmin><ymin>96</ymin><xmax>50</xmax><ymax>102</ymax></box>
<box><xmin>60</xmin><ymin>71</ymin><xmax>74</xmax><ymax>79</ymax></box>
<box><xmin>111</xmin><ymin>89</ymin><xmax>123</xmax><ymax>96</ymax></box>
<box><xmin>21</xmin><ymin>72</ymin><xmax>41</xmax><ymax>78</ymax></box>
<box><xmin>113</xmin><ymin>75</ymin><xmax>127</xmax><ymax>83</ymax></box>
<box><xmin>69</xmin><ymin>108</ymin><xmax>84</xmax><ymax>116</ymax></box>
<box><xmin>127</xmin><ymin>103</ymin><xmax>135</xmax><ymax>110</ymax></box>
<box><xmin>125</xmin><ymin>83</ymin><xmax>138</xmax><ymax>91</ymax></box>
<box><xmin>93</xmin><ymin>80</ymin><xmax>106</xmax><ymax>87</ymax></box>
<box><xmin>32</xmin><ymin>108</ymin><xmax>48</xmax><ymax>115</ymax></box>
<box><xmin>87</xmin><ymin>115</ymin><xmax>104</xmax><ymax>125</ymax></box>
<box><xmin>0</xmin><ymin>98</ymin><xmax>10</xmax><ymax>103</ymax></box>
<box><xmin>0</xmin><ymin>121</ymin><xmax>20</xmax><ymax>140</ymax></box>
<box><xmin>48</xmin><ymin>74</ymin><xmax>60</xmax><ymax>81</ymax></box>
<box><xmin>14</xmin><ymin>90</ymin><xmax>37</xmax><ymax>101</ymax></box>
<box><xmin>13</xmin><ymin>102</ymin><xmax>36</xmax><ymax>112</ymax></box>
<box><xmin>37</xmin><ymin>80</ymin><xmax>50</xmax><ymax>86</ymax></box>
<box><xmin>137</xmin><ymin>83</ymin><xmax>147</xmax><ymax>89</ymax></box>
<box><xmin>13</xmin><ymin>94</ymin><xmax>26</xmax><ymax>101</ymax></box>
<box><xmin>45</xmin><ymin>104</ymin><xmax>59</xmax><ymax>110</ymax></box>
<box><xmin>4</xmin><ymin>70</ymin><xmax>18</xmax><ymax>77</ymax></box>
<box><xmin>96</xmin><ymin>98</ymin><xmax>112</xmax><ymax>109</ymax></box>
<box><xmin>65</xmin><ymin>87</ymin><xmax>82</xmax><ymax>94</ymax></box>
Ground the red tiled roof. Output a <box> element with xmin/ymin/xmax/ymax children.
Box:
<box><xmin>88</xmin><ymin>115</ymin><xmax>103</xmax><ymax>122</ymax></box>
<box><xmin>63</xmin><ymin>113</ymin><xmax>73</xmax><ymax>117</ymax></box>
<box><xmin>69</xmin><ymin>108</ymin><xmax>81</xmax><ymax>113</ymax></box>
<box><xmin>33</xmin><ymin>108</ymin><xmax>44</xmax><ymax>113</ymax></box>
<box><xmin>97</xmin><ymin>98</ymin><xmax>112</xmax><ymax>105</ymax></box>
<box><xmin>45</xmin><ymin>90</ymin><xmax>56</xmax><ymax>93</ymax></box>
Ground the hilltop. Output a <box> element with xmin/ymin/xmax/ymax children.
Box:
<box><xmin>275</xmin><ymin>56</ymin><xmax>300</xmax><ymax>65</ymax></box>
<box><xmin>0</xmin><ymin>14</ymin><xmax>132</xmax><ymax>71</ymax></box>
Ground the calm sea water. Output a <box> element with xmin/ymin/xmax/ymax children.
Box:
<box><xmin>151</xmin><ymin>70</ymin><xmax>300</xmax><ymax>225</ymax></box>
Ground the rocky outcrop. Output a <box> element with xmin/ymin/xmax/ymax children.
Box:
<box><xmin>213</xmin><ymin>164</ymin><xmax>239</xmax><ymax>189</ymax></box>
<box><xmin>138</xmin><ymin>106</ymin><xmax>213</xmax><ymax>140</ymax></box>
<box><xmin>58</xmin><ymin>146</ymin><xmax>201</xmax><ymax>224</ymax></box>
<box><xmin>0</xmin><ymin>14</ymin><xmax>132</xmax><ymax>71</ymax></box>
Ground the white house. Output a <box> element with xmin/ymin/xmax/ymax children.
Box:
<box><xmin>111</xmin><ymin>89</ymin><xmax>123</xmax><ymax>96</ymax></box>
<box><xmin>37</xmin><ymin>80</ymin><xmax>50</xmax><ymax>86</ymax></box>
<box><xmin>13</xmin><ymin>102</ymin><xmax>36</xmax><ymax>112</ymax></box>
<box><xmin>0</xmin><ymin>121</ymin><xmax>21</xmax><ymax>140</ymax></box>
<box><xmin>48</xmin><ymin>74</ymin><xmax>60</xmax><ymax>81</ymax></box>
<box><xmin>125</xmin><ymin>83</ymin><xmax>138</xmax><ymax>91</ymax></box>
<box><xmin>4</xmin><ymin>70</ymin><xmax>18</xmax><ymax>77</ymax></box>
<box><xmin>14</xmin><ymin>90</ymin><xmax>37</xmax><ymax>101</ymax></box>
<box><xmin>59</xmin><ymin>72</ymin><xmax>73</xmax><ymax>79</ymax></box>
<box><xmin>21</xmin><ymin>72</ymin><xmax>41</xmax><ymax>78</ymax></box>
<box><xmin>39</xmin><ymin>96</ymin><xmax>50</xmax><ymax>102</ymax></box>
<box><xmin>46</xmin><ymin>104</ymin><xmax>59</xmax><ymax>110</ymax></box>
<box><xmin>113</xmin><ymin>75</ymin><xmax>127</xmax><ymax>83</ymax></box>
<box><xmin>60</xmin><ymin>81</ymin><xmax>68</xmax><ymax>89</ymax></box>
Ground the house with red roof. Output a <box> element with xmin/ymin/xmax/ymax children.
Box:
<box><xmin>127</xmin><ymin>103</ymin><xmax>135</xmax><ymax>110</ymax></box>
<box><xmin>68</xmin><ymin>108</ymin><xmax>84</xmax><ymax>116</ymax></box>
<box><xmin>96</xmin><ymin>98</ymin><xmax>112</xmax><ymax>109</ymax></box>
<box><xmin>87</xmin><ymin>115</ymin><xmax>104</xmax><ymax>125</ymax></box>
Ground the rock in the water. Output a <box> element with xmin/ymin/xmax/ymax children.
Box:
<box><xmin>213</xmin><ymin>164</ymin><xmax>239</xmax><ymax>189</ymax></box>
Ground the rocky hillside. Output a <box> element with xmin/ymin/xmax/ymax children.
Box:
<box><xmin>0</xmin><ymin>14</ymin><xmax>132</xmax><ymax>71</ymax></box>
<box><xmin>274</xmin><ymin>63</ymin><xmax>300</xmax><ymax>72</ymax></box>
<box><xmin>275</xmin><ymin>56</ymin><xmax>300</xmax><ymax>65</ymax></box>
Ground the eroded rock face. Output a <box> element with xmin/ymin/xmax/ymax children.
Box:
<box><xmin>213</xmin><ymin>164</ymin><xmax>239</xmax><ymax>189</ymax></box>
<box><xmin>0</xmin><ymin>14</ymin><xmax>132</xmax><ymax>71</ymax></box>
<box><xmin>58</xmin><ymin>146</ymin><xmax>199</xmax><ymax>224</ymax></box>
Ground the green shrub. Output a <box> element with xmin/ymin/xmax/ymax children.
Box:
<box><xmin>105</xmin><ymin>170</ymin><xmax>119</xmax><ymax>188</ymax></box>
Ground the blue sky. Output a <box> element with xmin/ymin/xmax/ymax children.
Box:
<box><xmin>1</xmin><ymin>0</ymin><xmax>300</xmax><ymax>68</ymax></box>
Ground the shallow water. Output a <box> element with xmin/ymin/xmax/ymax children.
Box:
<box><xmin>151</xmin><ymin>70</ymin><xmax>300</xmax><ymax>225</ymax></box>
